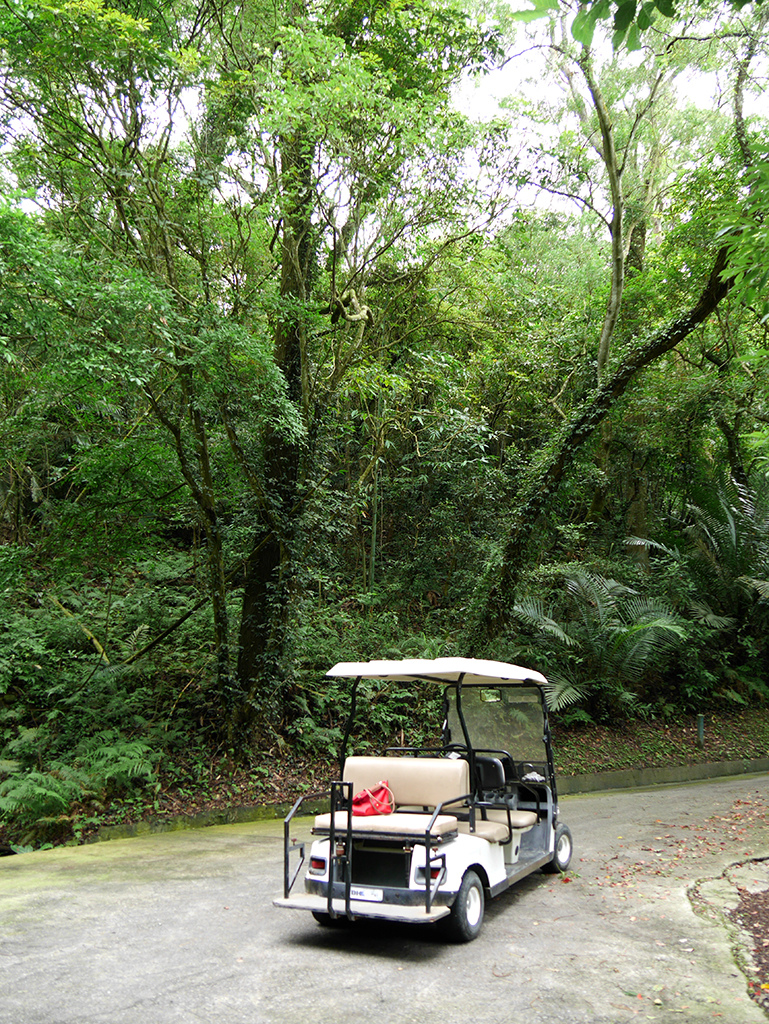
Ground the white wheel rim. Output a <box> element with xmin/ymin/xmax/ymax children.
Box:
<box><xmin>556</xmin><ymin>834</ymin><xmax>571</xmax><ymax>865</ymax></box>
<box><xmin>465</xmin><ymin>884</ymin><xmax>482</xmax><ymax>927</ymax></box>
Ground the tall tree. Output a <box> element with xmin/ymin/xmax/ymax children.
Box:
<box><xmin>0</xmin><ymin>0</ymin><xmax>509</xmax><ymax>736</ymax></box>
<box><xmin>464</xmin><ymin>2</ymin><xmax>769</xmax><ymax>647</ymax></box>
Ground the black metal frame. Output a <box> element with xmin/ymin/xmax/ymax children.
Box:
<box><xmin>282</xmin><ymin>783</ymin><xmax>471</xmax><ymax>916</ymax></box>
<box><xmin>284</xmin><ymin>790</ymin><xmax>328</xmax><ymax>899</ymax></box>
<box><xmin>339</xmin><ymin>671</ymin><xmax>558</xmax><ymax>809</ymax></box>
<box><xmin>327</xmin><ymin>780</ymin><xmax>354</xmax><ymax>919</ymax></box>
<box><xmin>445</xmin><ymin>678</ymin><xmax>559</xmax><ymax>818</ymax></box>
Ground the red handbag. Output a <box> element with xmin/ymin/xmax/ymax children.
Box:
<box><xmin>351</xmin><ymin>781</ymin><xmax>394</xmax><ymax>816</ymax></box>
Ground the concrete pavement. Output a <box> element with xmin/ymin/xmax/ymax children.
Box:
<box><xmin>1</xmin><ymin>773</ymin><xmax>768</xmax><ymax>1024</ymax></box>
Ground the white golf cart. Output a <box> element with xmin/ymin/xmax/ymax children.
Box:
<box><xmin>274</xmin><ymin>657</ymin><xmax>572</xmax><ymax>941</ymax></box>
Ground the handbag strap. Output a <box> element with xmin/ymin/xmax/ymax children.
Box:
<box><xmin>369</xmin><ymin>782</ymin><xmax>393</xmax><ymax>812</ymax></box>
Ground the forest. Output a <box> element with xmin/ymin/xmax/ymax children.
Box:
<box><xmin>0</xmin><ymin>0</ymin><xmax>768</xmax><ymax>847</ymax></box>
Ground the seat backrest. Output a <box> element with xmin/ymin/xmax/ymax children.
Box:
<box><xmin>475</xmin><ymin>755</ymin><xmax>505</xmax><ymax>791</ymax></box>
<box><xmin>343</xmin><ymin>756</ymin><xmax>469</xmax><ymax>810</ymax></box>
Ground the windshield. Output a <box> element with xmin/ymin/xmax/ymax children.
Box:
<box><xmin>445</xmin><ymin>685</ymin><xmax>547</xmax><ymax>761</ymax></box>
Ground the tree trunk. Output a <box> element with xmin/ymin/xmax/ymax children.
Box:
<box><xmin>236</xmin><ymin>131</ymin><xmax>314</xmax><ymax>729</ymax></box>
<box><xmin>464</xmin><ymin>246</ymin><xmax>733</xmax><ymax>649</ymax></box>
<box><xmin>144</xmin><ymin>378</ymin><xmax>236</xmax><ymax>730</ymax></box>
<box><xmin>625</xmin><ymin>448</ymin><xmax>651</xmax><ymax>569</ymax></box>
<box><xmin>716</xmin><ymin>412</ymin><xmax>750</xmax><ymax>490</ymax></box>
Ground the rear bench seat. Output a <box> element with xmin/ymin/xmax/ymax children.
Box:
<box><xmin>313</xmin><ymin>756</ymin><xmax>538</xmax><ymax>842</ymax></box>
<box><xmin>313</xmin><ymin>755</ymin><xmax>468</xmax><ymax>838</ymax></box>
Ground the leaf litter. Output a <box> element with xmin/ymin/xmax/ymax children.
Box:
<box><xmin>592</xmin><ymin>792</ymin><xmax>769</xmax><ymax>1012</ymax></box>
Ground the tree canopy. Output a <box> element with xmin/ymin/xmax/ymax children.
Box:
<box><xmin>1</xmin><ymin>0</ymin><xmax>768</xmax><ymax>844</ymax></box>
<box><xmin>515</xmin><ymin>0</ymin><xmax>765</xmax><ymax>50</ymax></box>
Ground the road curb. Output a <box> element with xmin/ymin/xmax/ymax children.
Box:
<box><xmin>91</xmin><ymin>797</ymin><xmax>328</xmax><ymax>843</ymax></box>
<box><xmin>559</xmin><ymin>757</ymin><xmax>769</xmax><ymax>794</ymax></box>
<box><xmin>92</xmin><ymin>758</ymin><xmax>769</xmax><ymax>843</ymax></box>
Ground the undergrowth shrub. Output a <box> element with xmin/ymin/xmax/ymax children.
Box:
<box><xmin>0</xmin><ymin>730</ymin><xmax>159</xmax><ymax>845</ymax></box>
<box><xmin>0</xmin><ymin>550</ymin><xmax>218</xmax><ymax>846</ymax></box>
<box><xmin>288</xmin><ymin>598</ymin><xmax>446</xmax><ymax>755</ymax></box>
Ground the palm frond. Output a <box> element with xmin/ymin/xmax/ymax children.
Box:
<box><xmin>541</xmin><ymin>674</ymin><xmax>589</xmax><ymax>711</ymax></box>
<box><xmin>626</xmin><ymin>536</ymin><xmax>682</xmax><ymax>560</ymax></box>
<box><xmin>736</xmin><ymin>576</ymin><xmax>769</xmax><ymax>600</ymax></box>
<box><xmin>564</xmin><ymin>573</ymin><xmax>633</xmax><ymax>630</ymax></box>
<box><xmin>688</xmin><ymin>600</ymin><xmax>737</xmax><ymax>629</ymax></box>
<box><xmin>611</xmin><ymin>612</ymin><xmax>686</xmax><ymax>680</ymax></box>
<box><xmin>513</xmin><ymin>597</ymin><xmax>578</xmax><ymax>648</ymax></box>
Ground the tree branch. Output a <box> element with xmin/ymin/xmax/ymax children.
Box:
<box><xmin>464</xmin><ymin>245</ymin><xmax>734</xmax><ymax>648</ymax></box>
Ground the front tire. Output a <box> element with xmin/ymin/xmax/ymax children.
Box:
<box><xmin>542</xmin><ymin>823</ymin><xmax>573</xmax><ymax>874</ymax></box>
<box><xmin>439</xmin><ymin>869</ymin><xmax>485</xmax><ymax>942</ymax></box>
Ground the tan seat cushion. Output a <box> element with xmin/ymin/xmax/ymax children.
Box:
<box><xmin>457</xmin><ymin>819</ymin><xmax>511</xmax><ymax>842</ymax></box>
<box><xmin>342</xmin><ymin>756</ymin><xmax>469</xmax><ymax>811</ymax></box>
<box><xmin>485</xmin><ymin>808</ymin><xmax>538</xmax><ymax>830</ymax></box>
<box><xmin>457</xmin><ymin>809</ymin><xmax>537</xmax><ymax>843</ymax></box>
<box><xmin>317</xmin><ymin>756</ymin><xmax>536</xmax><ymax>844</ymax></box>
<box><xmin>314</xmin><ymin>811</ymin><xmax>459</xmax><ymax>837</ymax></box>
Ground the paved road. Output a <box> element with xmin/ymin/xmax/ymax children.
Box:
<box><xmin>2</xmin><ymin>774</ymin><xmax>768</xmax><ymax>1024</ymax></box>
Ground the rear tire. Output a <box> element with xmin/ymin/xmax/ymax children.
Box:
<box><xmin>542</xmin><ymin>823</ymin><xmax>572</xmax><ymax>874</ymax></box>
<box><xmin>438</xmin><ymin>869</ymin><xmax>485</xmax><ymax>942</ymax></box>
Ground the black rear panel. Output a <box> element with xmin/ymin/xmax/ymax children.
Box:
<box><xmin>351</xmin><ymin>842</ymin><xmax>411</xmax><ymax>887</ymax></box>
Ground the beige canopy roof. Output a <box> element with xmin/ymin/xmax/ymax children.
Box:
<box><xmin>325</xmin><ymin>657</ymin><xmax>547</xmax><ymax>687</ymax></box>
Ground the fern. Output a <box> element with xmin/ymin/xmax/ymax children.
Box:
<box><xmin>0</xmin><ymin>732</ymin><xmax>159</xmax><ymax>835</ymax></box>
<box><xmin>118</xmin><ymin>624</ymin><xmax>151</xmax><ymax>660</ymax></box>
<box><xmin>513</xmin><ymin>571</ymin><xmax>687</xmax><ymax>719</ymax></box>
<box><xmin>0</xmin><ymin>763</ymin><xmax>91</xmax><ymax>820</ymax></box>
<box><xmin>75</xmin><ymin>730</ymin><xmax>158</xmax><ymax>790</ymax></box>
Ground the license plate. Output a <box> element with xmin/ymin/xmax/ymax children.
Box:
<box><xmin>350</xmin><ymin>886</ymin><xmax>383</xmax><ymax>902</ymax></box>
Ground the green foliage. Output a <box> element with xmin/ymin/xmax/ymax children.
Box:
<box><xmin>718</xmin><ymin>160</ymin><xmax>769</xmax><ymax>323</ymax></box>
<box><xmin>0</xmin><ymin>730</ymin><xmax>159</xmax><ymax>843</ymax></box>
<box><xmin>288</xmin><ymin>598</ymin><xmax>445</xmax><ymax>754</ymax></box>
<box><xmin>653</xmin><ymin>477</ymin><xmax>769</xmax><ymax>705</ymax></box>
<box><xmin>685</xmin><ymin>481</ymin><xmax>769</xmax><ymax>616</ymax></box>
<box><xmin>513</xmin><ymin>0</ymin><xmax>758</xmax><ymax>50</ymax></box>
<box><xmin>0</xmin><ymin>546</ymin><xmax>220</xmax><ymax>843</ymax></box>
<box><xmin>513</xmin><ymin>571</ymin><xmax>687</xmax><ymax>720</ymax></box>
<box><xmin>0</xmin><ymin>0</ymin><xmax>767</xmax><ymax>848</ymax></box>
